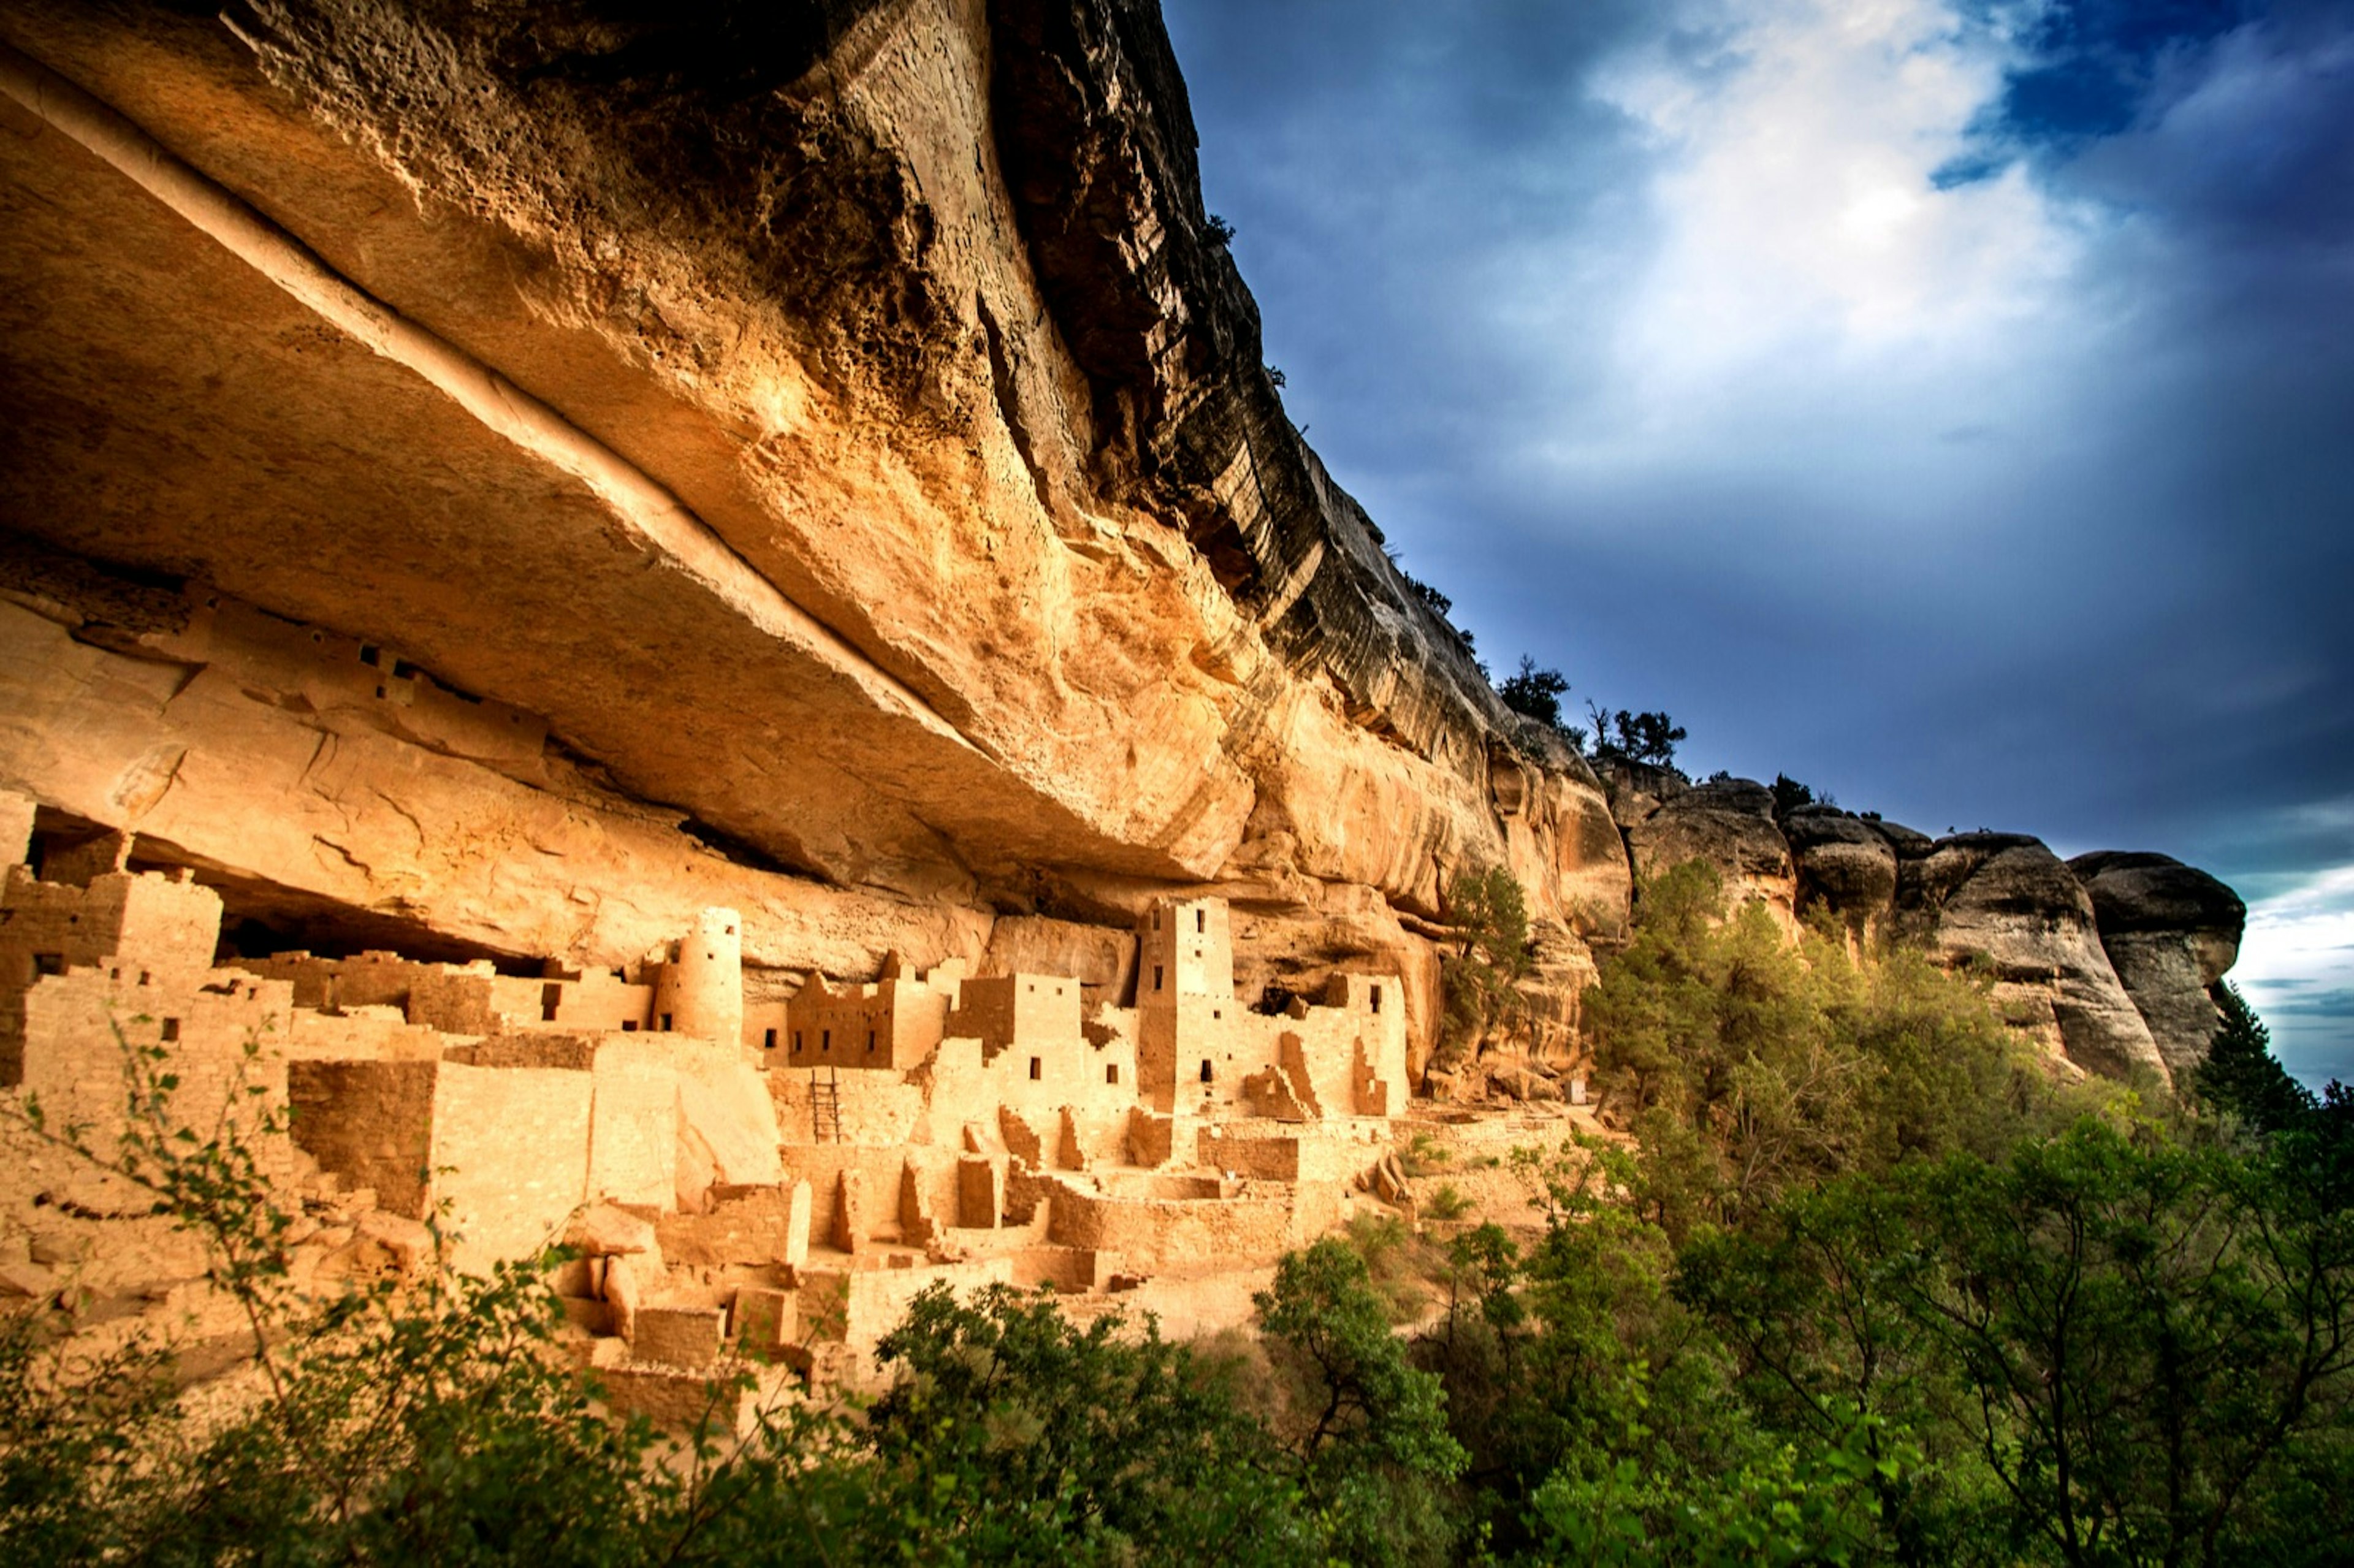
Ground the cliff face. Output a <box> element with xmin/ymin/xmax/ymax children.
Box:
<box><xmin>0</xmin><ymin>1</ymin><xmax>2233</xmax><ymax>1082</ymax></box>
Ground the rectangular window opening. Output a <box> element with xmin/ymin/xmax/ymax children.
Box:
<box><xmin>541</xmin><ymin>981</ymin><xmax>563</xmax><ymax>1022</ymax></box>
<box><xmin>1107</xmin><ymin>1064</ymin><xmax>1119</xmax><ymax>1086</ymax></box>
<box><xmin>660</xmin><ymin>1012</ymin><xmax>674</xmax><ymax>1031</ymax></box>
<box><xmin>1028</xmin><ymin>1057</ymin><xmax>1042</xmax><ymax>1081</ymax></box>
<box><xmin>763</xmin><ymin>1029</ymin><xmax>777</xmax><ymax>1050</ymax></box>
<box><xmin>31</xmin><ymin>953</ymin><xmax>63</xmax><ymax>978</ymax></box>
<box><xmin>359</xmin><ymin>644</ymin><xmax>379</xmax><ymax>666</ymax></box>
<box><xmin>622</xmin><ymin>1021</ymin><xmax>639</xmax><ymax>1032</ymax></box>
<box><xmin>1195</xmin><ymin>908</ymin><xmax>1205</xmax><ymax>934</ymax></box>
<box><xmin>1371</xmin><ymin>985</ymin><xmax>1383</xmax><ymax>1015</ymax></box>
<box><xmin>1153</xmin><ymin>965</ymin><xmax>1164</xmax><ymax>991</ymax></box>
<box><xmin>160</xmin><ymin>1018</ymin><xmax>180</xmax><ymax>1043</ymax></box>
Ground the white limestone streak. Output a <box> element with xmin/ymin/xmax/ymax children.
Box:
<box><xmin>0</xmin><ymin>39</ymin><xmax>975</xmax><ymax>755</ymax></box>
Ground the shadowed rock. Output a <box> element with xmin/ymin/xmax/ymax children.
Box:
<box><xmin>1781</xmin><ymin>805</ymin><xmax>1898</xmax><ymax>934</ymax></box>
<box><xmin>2069</xmin><ymin>851</ymin><xmax>2247</xmax><ymax>1078</ymax></box>
<box><xmin>1898</xmin><ymin>834</ymin><xmax>2165</xmax><ymax>1083</ymax></box>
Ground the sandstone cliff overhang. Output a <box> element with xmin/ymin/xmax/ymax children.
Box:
<box><xmin>0</xmin><ymin>1</ymin><xmax>1611</xmax><ymax>940</ymax></box>
<box><xmin>0</xmin><ymin>2</ymin><xmax>2242</xmax><ymax>1088</ymax></box>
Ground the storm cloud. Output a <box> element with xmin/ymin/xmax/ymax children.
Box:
<box><xmin>1159</xmin><ymin>0</ymin><xmax>2354</xmax><ymax>1081</ymax></box>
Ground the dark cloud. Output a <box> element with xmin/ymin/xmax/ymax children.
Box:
<box><xmin>1160</xmin><ymin>0</ymin><xmax>2354</xmax><ymax>1070</ymax></box>
<box><xmin>1978</xmin><ymin>0</ymin><xmax>2253</xmax><ymax>148</ymax></box>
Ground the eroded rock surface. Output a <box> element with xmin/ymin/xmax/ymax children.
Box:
<box><xmin>0</xmin><ymin>0</ymin><xmax>1634</xmax><ymax>1071</ymax></box>
<box><xmin>0</xmin><ymin>0</ymin><xmax>2243</xmax><ymax>1095</ymax></box>
<box><xmin>1897</xmin><ymin>834</ymin><xmax>2166</xmax><ymax>1082</ymax></box>
<box><xmin>1621</xmin><ymin>777</ymin><xmax>1797</xmax><ymax>926</ymax></box>
<box><xmin>1781</xmin><ymin>807</ymin><xmax>1899</xmax><ymax>936</ymax></box>
<box><xmin>2070</xmin><ymin>851</ymin><xmax>2246</xmax><ymax>1078</ymax></box>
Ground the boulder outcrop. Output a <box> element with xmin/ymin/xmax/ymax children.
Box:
<box><xmin>2069</xmin><ymin>852</ymin><xmax>2246</xmax><ymax>1078</ymax></box>
<box><xmin>1616</xmin><ymin>775</ymin><xmax>1797</xmax><ymax>926</ymax></box>
<box><xmin>1894</xmin><ymin>834</ymin><xmax>2166</xmax><ymax>1082</ymax></box>
<box><xmin>1781</xmin><ymin>807</ymin><xmax>1900</xmax><ymax>936</ymax></box>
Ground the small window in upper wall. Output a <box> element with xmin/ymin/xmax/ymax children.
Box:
<box><xmin>541</xmin><ymin>982</ymin><xmax>563</xmax><ymax>1022</ymax></box>
<box><xmin>1107</xmin><ymin>1064</ymin><xmax>1119</xmax><ymax>1085</ymax></box>
<box><xmin>359</xmin><ymin>644</ymin><xmax>380</xmax><ymax>666</ymax></box>
<box><xmin>793</xmin><ymin>1031</ymin><xmax>802</xmax><ymax>1051</ymax></box>
<box><xmin>1371</xmin><ymin>985</ymin><xmax>1384</xmax><ymax>1014</ymax></box>
<box><xmin>161</xmin><ymin>1018</ymin><xmax>180</xmax><ymax>1043</ymax></box>
<box><xmin>1029</xmin><ymin>1057</ymin><xmax>1042</xmax><ymax>1081</ymax></box>
<box><xmin>31</xmin><ymin>953</ymin><xmax>63</xmax><ymax>978</ymax></box>
<box><xmin>821</xmin><ymin>1029</ymin><xmax>831</xmax><ymax>1052</ymax></box>
<box><xmin>867</xmin><ymin>1030</ymin><xmax>877</xmax><ymax>1052</ymax></box>
<box><xmin>1195</xmin><ymin>908</ymin><xmax>1205</xmax><ymax>934</ymax></box>
<box><xmin>661</xmin><ymin>1013</ymin><xmax>674</xmax><ymax>1030</ymax></box>
<box><xmin>1199</xmin><ymin>1059</ymin><xmax>1214</xmax><ymax>1083</ymax></box>
<box><xmin>763</xmin><ymin>1029</ymin><xmax>777</xmax><ymax>1050</ymax></box>
<box><xmin>1154</xmin><ymin>965</ymin><xmax>1164</xmax><ymax>991</ymax></box>
<box><xmin>1152</xmin><ymin>909</ymin><xmax>1161</xmax><ymax>930</ymax></box>
<box><xmin>623</xmin><ymin>1021</ymin><xmax>640</xmax><ymax>1032</ymax></box>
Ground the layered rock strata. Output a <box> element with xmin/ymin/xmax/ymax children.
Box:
<box><xmin>0</xmin><ymin>1</ymin><xmax>1634</xmax><ymax>1075</ymax></box>
<box><xmin>0</xmin><ymin>1</ymin><xmax>2239</xmax><ymax>1092</ymax></box>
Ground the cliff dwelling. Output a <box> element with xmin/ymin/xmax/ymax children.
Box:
<box><xmin>0</xmin><ymin>791</ymin><xmax>1482</xmax><ymax>1411</ymax></box>
<box><xmin>0</xmin><ymin>0</ymin><xmax>2254</xmax><ymax>1452</ymax></box>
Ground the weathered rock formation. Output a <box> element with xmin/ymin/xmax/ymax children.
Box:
<box><xmin>0</xmin><ymin>0</ymin><xmax>1636</xmax><ymax>1081</ymax></box>
<box><xmin>1617</xmin><ymin>776</ymin><xmax>1799</xmax><ymax>929</ymax></box>
<box><xmin>1589</xmin><ymin>757</ymin><xmax>2239</xmax><ymax>1084</ymax></box>
<box><xmin>2070</xmin><ymin>852</ymin><xmax>2246</xmax><ymax>1079</ymax></box>
<box><xmin>1781</xmin><ymin>806</ymin><xmax>1899</xmax><ymax>938</ymax></box>
<box><xmin>0</xmin><ymin>0</ymin><xmax>2238</xmax><ymax>1092</ymax></box>
<box><xmin>1890</xmin><ymin>833</ymin><xmax>2166</xmax><ymax>1080</ymax></box>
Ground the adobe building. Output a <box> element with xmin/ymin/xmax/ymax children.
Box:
<box><xmin>1</xmin><ymin>786</ymin><xmax>1442</xmax><ymax>1410</ymax></box>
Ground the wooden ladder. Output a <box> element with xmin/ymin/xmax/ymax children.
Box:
<box><xmin>810</xmin><ymin>1067</ymin><xmax>842</xmax><ymax>1144</ymax></box>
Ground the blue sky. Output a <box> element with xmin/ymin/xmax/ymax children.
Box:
<box><xmin>1157</xmin><ymin>0</ymin><xmax>2354</xmax><ymax>1084</ymax></box>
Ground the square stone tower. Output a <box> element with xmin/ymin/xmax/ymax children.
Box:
<box><xmin>1137</xmin><ymin>896</ymin><xmax>1233</xmax><ymax>1007</ymax></box>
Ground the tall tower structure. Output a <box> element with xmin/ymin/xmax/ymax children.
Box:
<box><xmin>1137</xmin><ymin>896</ymin><xmax>1233</xmax><ymax>1007</ymax></box>
<box><xmin>655</xmin><ymin>906</ymin><xmax>743</xmax><ymax>1048</ymax></box>
<box><xmin>1135</xmin><ymin>896</ymin><xmax>1236</xmax><ymax>1110</ymax></box>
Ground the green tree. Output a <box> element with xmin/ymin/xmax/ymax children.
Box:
<box><xmin>1256</xmin><ymin>1238</ymin><xmax>1468</xmax><ymax>1565</ymax></box>
<box><xmin>1907</xmin><ymin>1121</ymin><xmax>2354</xmax><ymax>1566</ymax></box>
<box><xmin>2192</xmin><ymin>982</ymin><xmax>2316</xmax><ymax>1135</ymax></box>
<box><xmin>1439</xmin><ymin>866</ymin><xmax>1534</xmax><ymax>1063</ymax></box>
<box><xmin>849</xmin><ymin>1282</ymin><xmax>1310</xmax><ymax>1564</ymax></box>
<box><xmin>1499</xmin><ymin>657</ymin><xmax>1571</xmax><ymax>728</ymax></box>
